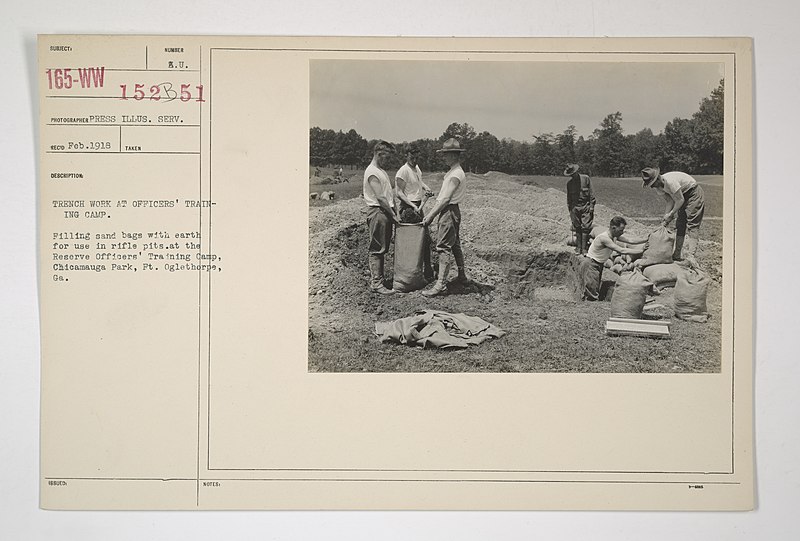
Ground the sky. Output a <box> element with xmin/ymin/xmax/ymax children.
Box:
<box><xmin>310</xmin><ymin>60</ymin><xmax>724</xmax><ymax>143</ymax></box>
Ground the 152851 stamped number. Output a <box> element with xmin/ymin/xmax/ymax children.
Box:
<box><xmin>119</xmin><ymin>83</ymin><xmax>205</xmax><ymax>103</ymax></box>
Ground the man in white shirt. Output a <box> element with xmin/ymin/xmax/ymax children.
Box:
<box><xmin>582</xmin><ymin>217</ymin><xmax>646</xmax><ymax>301</ymax></box>
<box><xmin>396</xmin><ymin>144</ymin><xmax>434</xmax><ymax>281</ymax></box>
<box><xmin>395</xmin><ymin>144</ymin><xmax>433</xmax><ymax>216</ymax></box>
<box><xmin>642</xmin><ymin>167</ymin><xmax>706</xmax><ymax>265</ymax></box>
<box><xmin>421</xmin><ymin>138</ymin><xmax>468</xmax><ymax>297</ymax></box>
<box><xmin>363</xmin><ymin>140</ymin><xmax>400</xmax><ymax>295</ymax></box>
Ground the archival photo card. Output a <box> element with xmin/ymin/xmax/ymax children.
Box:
<box><xmin>39</xmin><ymin>36</ymin><xmax>752</xmax><ymax>510</ymax></box>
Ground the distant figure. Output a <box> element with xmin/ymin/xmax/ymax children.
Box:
<box><xmin>363</xmin><ymin>141</ymin><xmax>400</xmax><ymax>295</ymax></box>
<box><xmin>564</xmin><ymin>164</ymin><xmax>596</xmax><ymax>255</ymax></box>
<box><xmin>314</xmin><ymin>167</ymin><xmax>321</xmax><ymax>177</ymax></box>
<box><xmin>642</xmin><ymin>167</ymin><xmax>705</xmax><ymax>265</ymax></box>
<box><xmin>421</xmin><ymin>138</ymin><xmax>469</xmax><ymax>297</ymax></box>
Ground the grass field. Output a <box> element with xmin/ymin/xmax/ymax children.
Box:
<box><xmin>310</xmin><ymin>169</ymin><xmax>724</xmax><ymax>221</ymax></box>
<box><xmin>518</xmin><ymin>175</ymin><xmax>724</xmax><ymax>218</ymax></box>
<box><xmin>308</xmin><ymin>170</ymin><xmax>724</xmax><ymax>373</ymax></box>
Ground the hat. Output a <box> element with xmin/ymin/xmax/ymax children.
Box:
<box><xmin>563</xmin><ymin>164</ymin><xmax>580</xmax><ymax>176</ymax></box>
<box><xmin>641</xmin><ymin>167</ymin><xmax>660</xmax><ymax>187</ymax></box>
<box><xmin>436</xmin><ymin>138</ymin><xmax>466</xmax><ymax>153</ymax></box>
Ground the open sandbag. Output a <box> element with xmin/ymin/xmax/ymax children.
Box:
<box><xmin>610</xmin><ymin>270</ymin><xmax>654</xmax><ymax>319</ymax></box>
<box><xmin>674</xmin><ymin>268</ymin><xmax>710</xmax><ymax>322</ymax></box>
<box><xmin>637</xmin><ymin>226</ymin><xmax>675</xmax><ymax>268</ymax></box>
<box><xmin>392</xmin><ymin>224</ymin><xmax>429</xmax><ymax>292</ymax></box>
<box><xmin>643</xmin><ymin>262</ymin><xmax>683</xmax><ymax>288</ymax></box>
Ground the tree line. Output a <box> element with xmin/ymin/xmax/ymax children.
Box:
<box><xmin>310</xmin><ymin>80</ymin><xmax>724</xmax><ymax>177</ymax></box>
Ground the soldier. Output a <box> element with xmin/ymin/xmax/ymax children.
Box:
<box><xmin>564</xmin><ymin>164</ymin><xmax>596</xmax><ymax>255</ymax></box>
<box><xmin>395</xmin><ymin>144</ymin><xmax>433</xmax><ymax>216</ymax></box>
<box><xmin>363</xmin><ymin>141</ymin><xmax>400</xmax><ymax>294</ymax></box>
<box><xmin>642</xmin><ymin>167</ymin><xmax>705</xmax><ymax>265</ymax></box>
<box><xmin>421</xmin><ymin>138</ymin><xmax>468</xmax><ymax>297</ymax></box>
<box><xmin>582</xmin><ymin>217</ymin><xmax>646</xmax><ymax>301</ymax></box>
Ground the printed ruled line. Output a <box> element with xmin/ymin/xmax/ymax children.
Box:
<box><xmin>47</xmin><ymin>124</ymin><xmax>200</xmax><ymax>127</ymax></box>
<box><xmin>46</xmin><ymin>96</ymin><xmax>169</xmax><ymax>99</ymax></box>
<box><xmin>213</xmin><ymin>466</ymin><xmax>737</xmax><ymax>474</ymax></box>
<box><xmin>45</xmin><ymin>477</ymin><xmax>194</xmax><ymax>482</ymax></box>
<box><xmin>44</xmin><ymin>68</ymin><xmax>199</xmax><ymax>72</ymax></box>
<box><xmin>197</xmin><ymin>43</ymin><xmax>203</xmax><ymax>509</ymax></box>
<box><xmin>42</xmin><ymin>477</ymin><xmax>742</xmax><ymax>486</ymax></box>
<box><xmin>210</xmin><ymin>47</ymin><xmax>730</xmax><ymax>55</ymax></box>
<box><xmin>46</xmin><ymin>151</ymin><xmax>200</xmax><ymax>155</ymax></box>
<box><xmin>45</xmin><ymin>122</ymin><xmax>200</xmax><ymax>125</ymax></box>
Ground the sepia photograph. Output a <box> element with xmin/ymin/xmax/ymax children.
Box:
<box><xmin>308</xmin><ymin>59</ymin><xmax>726</xmax><ymax>373</ymax></box>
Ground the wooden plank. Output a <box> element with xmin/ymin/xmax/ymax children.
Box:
<box><xmin>606</xmin><ymin>321</ymin><xmax>670</xmax><ymax>333</ymax></box>
<box><xmin>608</xmin><ymin>317</ymin><xmax>672</xmax><ymax>327</ymax></box>
<box><xmin>605</xmin><ymin>321</ymin><xmax>670</xmax><ymax>338</ymax></box>
<box><xmin>606</xmin><ymin>330</ymin><xmax>670</xmax><ymax>339</ymax></box>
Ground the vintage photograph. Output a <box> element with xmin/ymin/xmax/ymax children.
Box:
<box><xmin>308</xmin><ymin>59</ymin><xmax>725</xmax><ymax>373</ymax></box>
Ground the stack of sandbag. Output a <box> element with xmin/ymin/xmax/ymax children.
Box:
<box><xmin>673</xmin><ymin>268</ymin><xmax>710</xmax><ymax>322</ymax></box>
<box><xmin>637</xmin><ymin>226</ymin><xmax>675</xmax><ymax>268</ymax></box>
<box><xmin>604</xmin><ymin>252</ymin><xmax>636</xmax><ymax>274</ymax></box>
<box><xmin>643</xmin><ymin>262</ymin><xmax>683</xmax><ymax>288</ymax></box>
<box><xmin>610</xmin><ymin>270</ymin><xmax>654</xmax><ymax>319</ymax></box>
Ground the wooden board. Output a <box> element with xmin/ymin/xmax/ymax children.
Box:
<box><xmin>608</xmin><ymin>317</ymin><xmax>672</xmax><ymax>327</ymax></box>
<box><xmin>605</xmin><ymin>320</ymin><xmax>671</xmax><ymax>338</ymax></box>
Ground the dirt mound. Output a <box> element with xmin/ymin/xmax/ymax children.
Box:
<box><xmin>308</xmin><ymin>173</ymin><xmax>658</xmax><ymax>312</ymax></box>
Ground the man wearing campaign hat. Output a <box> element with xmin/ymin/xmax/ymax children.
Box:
<box><xmin>421</xmin><ymin>138</ymin><xmax>469</xmax><ymax>297</ymax></box>
<box><xmin>642</xmin><ymin>167</ymin><xmax>706</xmax><ymax>264</ymax></box>
<box><xmin>564</xmin><ymin>163</ymin><xmax>596</xmax><ymax>255</ymax></box>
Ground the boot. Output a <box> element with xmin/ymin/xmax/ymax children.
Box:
<box><xmin>682</xmin><ymin>234</ymin><xmax>700</xmax><ymax>269</ymax></box>
<box><xmin>452</xmin><ymin>245</ymin><xmax>468</xmax><ymax>284</ymax></box>
<box><xmin>422</xmin><ymin>253</ymin><xmax>451</xmax><ymax>297</ymax></box>
<box><xmin>582</xmin><ymin>229</ymin><xmax>592</xmax><ymax>254</ymax></box>
<box><xmin>368</xmin><ymin>255</ymin><xmax>395</xmax><ymax>295</ymax></box>
<box><xmin>422</xmin><ymin>235</ymin><xmax>434</xmax><ymax>282</ymax></box>
<box><xmin>672</xmin><ymin>235</ymin><xmax>685</xmax><ymax>261</ymax></box>
<box><xmin>574</xmin><ymin>231</ymin><xmax>583</xmax><ymax>254</ymax></box>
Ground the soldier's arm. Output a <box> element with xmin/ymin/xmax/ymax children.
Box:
<box><xmin>605</xmin><ymin>237</ymin><xmax>644</xmax><ymax>256</ymax></box>
<box><xmin>663</xmin><ymin>191</ymin><xmax>684</xmax><ymax>226</ymax></box>
<box><xmin>422</xmin><ymin>177</ymin><xmax>460</xmax><ymax>227</ymax></box>
<box><xmin>394</xmin><ymin>175</ymin><xmax>417</xmax><ymax>209</ymax></box>
<box><xmin>368</xmin><ymin>175</ymin><xmax>399</xmax><ymax>222</ymax></box>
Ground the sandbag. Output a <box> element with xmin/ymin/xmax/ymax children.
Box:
<box><xmin>637</xmin><ymin>226</ymin><xmax>675</xmax><ymax>268</ymax></box>
<box><xmin>674</xmin><ymin>268</ymin><xmax>710</xmax><ymax>322</ymax></box>
<box><xmin>643</xmin><ymin>262</ymin><xmax>683</xmax><ymax>288</ymax></box>
<box><xmin>610</xmin><ymin>270</ymin><xmax>654</xmax><ymax>319</ymax></box>
<box><xmin>392</xmin><ymin>224</ymin><xmax>429</xmax><ymax>292</ymax></box>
